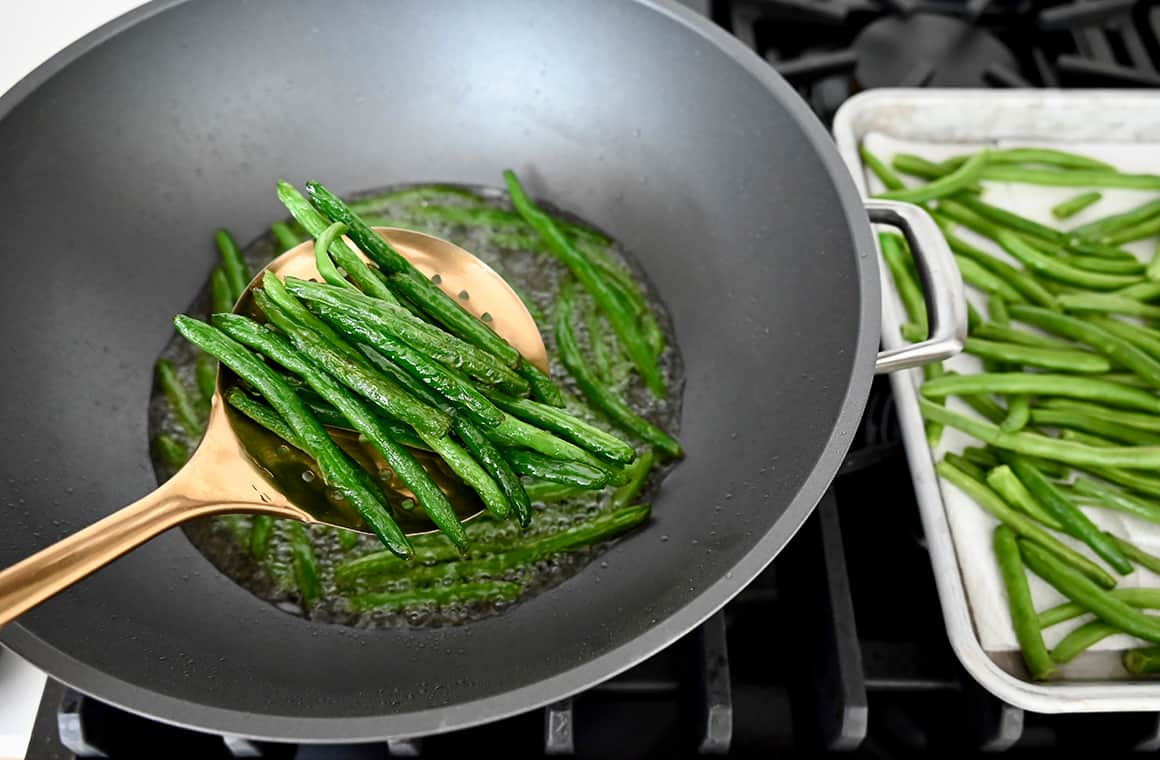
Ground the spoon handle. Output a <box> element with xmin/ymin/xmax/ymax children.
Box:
<box><xmin>0</xmin><ymin>486</ymin><xmax>232</xmax><ymax>629</ymax></box>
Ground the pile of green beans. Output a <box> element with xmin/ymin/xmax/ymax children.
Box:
<box><xmin>864</xmin><ymin>142</ymin><xmax>1160</xmax><ymax>680</ymax></box>
<box><xmin>157</xmin><ymin>174</ymin><xmax>681</xmax><ymax>616</ymax></box>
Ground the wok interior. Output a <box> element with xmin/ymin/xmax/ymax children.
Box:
<box><xmin>0</xmin><ymin>0</ymin><xmax>875</xmax><ymax>735</ymax></box>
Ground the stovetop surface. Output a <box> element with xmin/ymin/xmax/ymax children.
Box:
<box><xmin>18</xmin><ymin>0</ymin><xmax>1160</xmax><ymax>757</ymax></box>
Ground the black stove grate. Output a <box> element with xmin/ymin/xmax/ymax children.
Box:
<box><xmin>21</xmin><ymin>1</ymin><xmax>1160</xmax><ymax>757</ymax></box>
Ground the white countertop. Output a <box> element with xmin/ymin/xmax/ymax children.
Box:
<box><xmin>0</xmin><ymin>4</ymin><xmax>150</xmax><ymax>757</ymax></box>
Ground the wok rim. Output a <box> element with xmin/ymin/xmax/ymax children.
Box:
<box><xmin>0</xmin><ymin>0</ymin><xmax>881</xmax><ymax>741</ymax></box>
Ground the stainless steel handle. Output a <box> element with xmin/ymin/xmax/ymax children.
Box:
<box><xmin>867</xmin><ymin>199</ymin><xmax>967</xmax><ymax>373</ymax></box>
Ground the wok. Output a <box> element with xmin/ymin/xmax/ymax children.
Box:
<box><xmin>0</xmin><ymin>0</ymin><xmax>964</xmax><ymax>741</ymax></box>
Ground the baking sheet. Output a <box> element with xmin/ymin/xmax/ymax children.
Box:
<box><xmin>861</xmin><ymin>132</ymin><xmax>1160</xmax><ymax>672</ymax></box>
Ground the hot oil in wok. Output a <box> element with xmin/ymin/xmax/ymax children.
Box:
<box><xmin>147</xmin><ymin>184</ymin><xmax>684</xmax><ymax>628</ymax></box>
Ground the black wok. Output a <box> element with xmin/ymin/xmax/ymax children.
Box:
<box><xmin>0</xmin><ymin>0</ymin><xmax>963</xmax><ymax>740</ymax></box>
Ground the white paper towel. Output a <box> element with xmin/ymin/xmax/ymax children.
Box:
<box><xmin>861</xmin><ymin>132</ymin><xmax>1160</xmax><ymax>660</ymax></box>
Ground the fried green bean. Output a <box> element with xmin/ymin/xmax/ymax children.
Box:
<box><xmin>195</xmin><ymin>352</ymin><xmax>217</xmax><ymax>405</ymax></box>
<box><xmin>211</xmin><ymin>267</ymin><xmax>234</xmax><ymax>314</ymax></box>
<box><xmin>312</xmin><ymin>222</ymin><xmax>351</xmax><ymax>289</ymax></box>
<box><xmin>555</xmin><ymin>279</ymin><xmax>682</xmax><ymax>458</ymax></box>
<box><xmin>504</xmin><ymin>170</ymin><xmax>665</xmax><ymax>397</ymax></box>
<box><xmin>155</xmin><ymin>359</ymin><xmax>203</xmax><ymax>438</ymax></box>
<box><xmin>347</xmin><ymin>580</ymin><xmax>523</xmax><ymax>612</ymax></box>
<box><xmin>994</xmin><ymin>525</ymin><xmax>1055</xmax><ymax>679</ymax></box>
<box><xmin>225</xmin><ymin>388</ymin><xmax>303</xmax><ymax>449</ymax></box>
<box><xmin>1053</xmin><ymin>192</ymin><xmax>1102</xmax><ymax>220</ymax></box>
<box><xmin>153</xmin><ymin>433</ymin><xmax>189</xmax><ymax>470</ymax></box>
<box><xmin>270</xmin><ymin>221</ymin><xmax>304</xmax><ymax>251</ymax></box>
<box><xmin>249</xmin><ymin>516</ymin><xmax>275</xmax><ymax>560</ymax></box>
<box><xmin>503</xmin><ymin>449</ymin><xmax>610</xmax><ymax>488</ymax></box>
<box><xmin>485</xmin><ymin>390</ymin><xmax>635</xmax><ymax>464</ymax></box>
<box><xmin>287</xmin><ymin>521</ymin><xmax>321</xmax><ymax>611</ymax></box>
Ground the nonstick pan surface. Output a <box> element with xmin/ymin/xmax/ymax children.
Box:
<box><xmin>0</xmin><ymin>0</ymin><xmax>879</xmax><ymax>740</ymax></box>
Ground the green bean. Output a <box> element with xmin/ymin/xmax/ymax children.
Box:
<box><xmin>1029</xmin><ymin>408</ymin><xmax>1160</xmax><ymax>446</ymax></box>
<box><xmin>1116</xmin><ymin>281</ymin><xmax>1160</xmax><ymax>301</ymax></box>
<box><xmin>946</xmin><ymin>453</ymin><xmax>987</xmax><ymax>482</ymax></box>
<box><xmin>971</xmin><ymin>322</ymin><xmax>1073</xmax><ymax>350</ymax></box>
<box><xmin>1071</xmin><ymin>478</ymin><xmax>1160</xmax><ymax>526</ymax></box>
<box><xmin>921</xmin><ymin>372</ymin><xmax>1160</xmax><ymax>413</ymax></box>
<box><xmin>1053</xmin><ymin>192</ymin><xmax>1102</xmax><ymax>220</ymax></box>
<box><xmin>996</xmin><ymin>230</ymin><xmax>1141</xmax><ymax>290</ymax></box>
<box><xmin>178</xmin><ymin>315</ymin><xmax>416</xmax><ymax>556</ymax></box>
<box><xmin>1040</xmin><ymin>588</ymin><xmax>1160</xmax><ymax>628</ymax></box>
<box><xmin>1041</xmin><ymin>399</ymin><xmax>1160</xmax><ymax>434</ymax></box>
<box><xmin>293</xmin><ymin>389</ymin><xmax>429</xmax><ymax>451</ymax></box>
<box><xmin>963</xmin><ymin>337</ymin><xmax>1109</xmax><ymax>373</ymax></box>
<box><xmin>1008</xmin><ymin>305</ymin><xmax>1160</xmax><ymax>389</ymax></box>
<box><xmin>1072</xmin><ymin>198</ymin><xmax>1160</xmax><ymax>241</ymax></box>
<box><xmin>945</xmin><ymin>148</ymin><xmax>1114</xmax><ymax>172</ymax></box>
<box><xmin>952</xmin><ymin>195</ymin><xmax>1066</xmax><ymax>245</ymax></box>
<box><xmin>306</xmin><ymin>182</ymin><xmax>524</xmax><ymax>368</ymax></box>
<box><xmin>1021</xmin><ymin>539</ymin><xmax>1160</xmax><ymax>643</ymax></box>
<box><xmin>877</xmin><ymin>151</ymin><xmax>988</xmax><ymax>204</ymax></box>
<box><xmin>1061</xmin><ymin>254</ymin><xmax>1146</xmax><ymax>276</ymax></box>
<box><xmin>516</xmin><ymin>358</ymin><xmax>565</xmax><ymax>407</ymax></box>
<box><xmin>994</xmin><ymin>525</ymin><xmax>1055</xmax><ymax>679</ymax></box>
<box><xmin>1059</xmin><ymin>293</ymin><xmax>1160</xmax><ymax>319</ymax></box>
<box><xmin>312</xmin><ymin>222</ymin><xmax>351</xmax><ymax>289</ymax></box>
<box><xmin>939</xmin><ymin>223</ymin><xmax>1060</xmax><ymax>309</ymax></box>
<box><xmin>585</xmin><ymin>298</ymin><xmax>615</xmax><ymax>385</ymax></box>
<box><xmin>891</xmin><ymin>153</ymin><xmax>951</xmax><ymax>180</ymax></box>
<box><xmin>347</xmin><ymin>580</ymin><xmax>523</xmax><ymax>612</ymax></box>
<box><xmin>503</xmin><ymin>171</ymin><xmax>664</xmax><ymax>397</ymax></box>
<box><xmin>881</xmin><ymin>233</ymin><xmax>928</xmax><ymax>329</ymax></box>
<box><xmin>210</xmin><ymin>267</ymin><xmax>234</xmax><ymax>314</ymax></box>
<box><xmin>296</xmin><ymin>300</ymin><xmax>504</xmax><ymax>428</ymax></box>
<box><xmin>983</xmin><ymin>166</ymin><xmax>1160</xmax><ymax>190</ymax></box>
<box><xmin>1124</xmin><ymin>646</ymin><xmax>1160</xmax><ymax>675</ymax></box>
<box><xmin>860</xmin><ymin>144</ymin><xmax>906</xmax><ymax>191</ymax></box>
<box><xmin>275</xmin><ymin>181</ymin><xmax>400</xmax><ymax>305</ymax></box>
<box><xmin>260</xmin><ymin>274</ymin><xmax>367</xmax><ymax>367</ymax></box>
<box><xmin>225</xmin><ymin>388</ymin><xmax>304</xmax><ymax>449</ymax></box>
<box><xmin>957</xmin><ymin>256</ymin><xmax>1027</xmax><ymax>304</ymax></box>
<box><xmin>555</xmin><ymin>280</ymin><xmax>681</xmax><ymax>457</ymax></box>
<box><xmin>935</xmin><ymin>460</ymin><xmax>1115</xmax><ymax>588</ymax></box>
<box><xmin>453</xmin><ymin>419</ymin><xmax>528</xmax><ymax>525</ymax></box>
<box><xmin>338</xmin><ymin>528</ymin><xmax>360</xmax><ymax>550</ymax></box>
<box><xmin>153</xmin><ymin>433</ymin><xmax>189</xmax><ymax>470</ymax></box>
<box><xmin>249</xmin><ymin>296</ymin><xmax>453</xmax><ymax>438</ymax></box>
<box><xmin>1051</xmin><ymin>619</ymin><xmax>1131</xmax><ymax>664</ymax></box>
<box><xmin>1103</xmin><ymin>215</ymin><xmax>1160</xmax><ymax>247</ymax></box>
<box><xmin>986</xmin><ymin>465</ymin><xmax>1063</xmax><ymax>530</ymax></box>
<box><xmin>195</xmin><ymin>352</ymin><xmax>217</xmax><ymax>405</ymax></box>
<box><xmin>1001</xmin><ymin>454</ymin><xmax>1132</xmax><ymax>574</ymax></box>
<box><xmin>214</xmin><ymin>229</ymin><xmax>249</xmax><ymax>300</ymax></box>
<box><xmin>286</xmin><ymin>279</ymin><xmax>530</xmax><ymax>395</ymax></box>
<box><xmin>155</xmin><ymin>359</ymin><xmax>203</xmax><ymax>438</ymax></box>
<box><xmin>1084</xmin><ymin>316</ymin><xmax>1160</xmax><ymax>362</ymax></box>
<box><xmin>376</xmin><ymin>504</ymin><xmax>651</xmax><ymax>588</ymax></box>
<box><xmin>963</xmin><ymin>446</ymin><xmax>1001</xmax><ymax>469</ymax></box>
<box><xmin>1072</xmin><ymin>463</ymin><xmax>1160</xmax><ymax>501</ymax></box>
<box><xmin>1105</xmin><ymin>532</ymin><xmax>1160</xmax><ymax>574</ymax></box>
<box><xmin>286</xmin><ymin>522</ymin><xmax>321</xmax><ymax>611</ymax></box>
<box><xmin>1149</xmin><ymin>245</ymin><xmax>1160</xmax><ymax>284</ymax></box>
<box><xmin>1068</xmin><ymin>240</ymin><xmax>1138</xmax><ymax>261</ymax></box>
<box><xmin>1105</xmin><ymin>373</ymin><xmax>1154</xmax><ymax>388</ymax></box>
<box><xmin>953</xmin><ymin>389</ymin><xmax>1007</xmax><ymax>423</ymax></box>
<box><xmin>922</xmin><ymin>398</ymin><xmax>1160</xmax><ymax>470</ymax></box>
<box><xmin>484</xmin><ymin>391</ymin><xmax>635</xmax><ymax>465</ymax></box>
<box><xmin>611</xmin><ymin>448</ymin><xmax>655</xmax><ymax>509</ymax></box>
<box><xmin>270</xmin><ymin>221</ymin><xmax>304</xmax><ymax>251</ymax></box>
<box><xmin>503</xmin><ymin>449</ymin><xmax>609</xmax><ymax>488</ymax></box>
<box><xmin>423</xmin><ymin>432</ymin><xmax>511</xmax><ymax>519</ymax></box>
<box><xmin>249</xmin><ymin>516</ymin><xmax>274</xmax><ymax>560</ymax></box>
<box><xmin>525</xmin><ymin>480</ymin><xmax>588</xmax><ymax>504</ymax></box>
<box><xmin>988</xmin><ymin>295</ymin><xmax>1010</xmax><ymax>325</ymax></box>
<box><xmin>967</xmin><ymin>301</ymin><xmax>983</xmax><ymax>330</ymax></box>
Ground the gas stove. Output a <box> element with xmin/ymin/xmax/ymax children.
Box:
<box><xmin>8</xmin><ymin>0</ymin><xmax>1160</xmax><ymax>757</ymax></box>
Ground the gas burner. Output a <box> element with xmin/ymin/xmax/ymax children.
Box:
<box><xmin>852</xmin><ymin>12</ymin><xmax>1020</xmax><ymax>87</ymax></box>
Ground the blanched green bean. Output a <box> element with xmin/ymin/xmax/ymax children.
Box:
<box><xmin>996</xmin><ymin>230</ymin><xmax>1141</xmax><ymax>290</ymax></box>
<box><xmin>1072</xmin><ymin>198</ymin><xmax>1160</xmax><ymax>241</ymax></box>
<box><xmin>922</xmin><ymin>398</ymin><xmax>1160</xmax><ymax>470</ymax></box>
<box><xmin>860</xmin><ymin>144</ymin><xmax>906</xmax><ymax>191</ymax></box>
<box><xmin>1083</xmin><ymin>316</ymin><xmax>1160</xmax><ymax>362</ymax></box>
<box><xmin>1040</xmin><ymin>398</ymin><xmax>1160</xmax><ymax>433</ymax></box>
<box><xmin>1058</xmin><ymin>293</ymin><xmax>1160</xmax><ymax>319</ymax></box>
<box><xmin>986</xmin><ymin>465</ymin><xmax>1063</xmax><ymax>530</ymax></box>
<box><xmin>953</xmin><ymin>194</ymin><xmax>1065</xmax><ymax>244</ymax></box>
<box><xmin>1009</xmin><ymin>305</ymin><xmax>1160</xmax><ymax>389</ymax></box>
<box><xmin>936</xmin><ymin>460</ymin><xmax>1115</xmax><ymax>588</ymax></box>
<box><xmin>1029</xmin><ymin>408</ymin><xmax>1160</xmax><ymax>446</ymax></box>
<box><xmin>938</xmin><ymin>220</ymin><xmax>1060</xmax><ymax>310</ymax></box>
<box><xmin>1053</xmin><ymin>192</ymin><xmax>1102</xmax><ymax>219</ymax></box>
<box><xmin>957</xmin><ymin>256</ymin><xmax>1027</xmax><ymax>303</ymax></box>
<box><xmin>1051</xmin><ymin>619</ymin><xmax>1129</xmax><ymax>664</ymax></box>
<box><xmin>1072</xmin><ymin>477</ymin><xmax>1160</xmax><ymax>526</ymax></box>
<box><xmin>1124</xmin><ymin>646</ymin><xmax>1160</xmax><ymax>675</ymax></box>
<box><xmin>1104</xmin><ymin>216</ymin><xmax>1160</xmax><ymax>247</ymax></box>
<box><xmin>1105</xmin><ymin>532</ymin><xmax>1160</xmax><ymax>574</ymax></box>
<box><xmin>1039</xmin><ymin>587</ymin><xmax>1160</xmax><ymax>628</ymax></box>
<box><xmin>945</xmin><ymin>147</ymin><xmax>1114</xmax><ymax>172</ymax></box>
<box><xmin>971</xmin><ymin>322</ymin><xmax>1073</xmax><ymax>350</ymax></box>
<box><xmin>963</xmin><ymin>337</ymin><xmax>1109</xmax><ymax>373</ymax></box>
<box><xmin>921</xmin><ymin>372</ymin><xmax>1160</xmax><ymax>413</ymax></box>
<box><xmin>983</xmin><ymin>166</ymin><xmax>1160</xmax><ymax>190</ymax></box>
<box><xmin>994</xmin><ymin>525</ymin><xmax>1055</xmax><ymax>679</ymax></box>
<box><xmin>1116</xmin><ymin>281</ymin><xmax>1160</xmax><ymax>301</ymax></box>
<box><xmin>877</xmin><ymin>151</ymin><xmax>988</xmax><ymax>204</ymax></box>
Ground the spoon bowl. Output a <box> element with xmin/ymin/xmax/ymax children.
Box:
<box><xmin>0</xmin><ymin>227</ymin><xmax>545</xmax><ymax>627</ymax></box>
